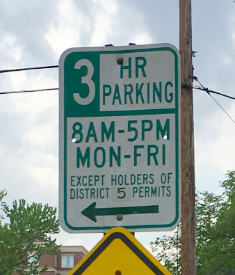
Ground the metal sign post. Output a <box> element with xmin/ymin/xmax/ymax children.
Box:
<box><xmin>59</xmin><ymin>44</ymin><xmax>181</xmax><ymax>233</ymax></box>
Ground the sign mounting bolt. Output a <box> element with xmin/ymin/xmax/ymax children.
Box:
<box><xmin>116</xmin><ymin>214</ymin><xmax>123</xmax><ymax>221</ymax></box>
<box><xmin>117</xmin><ymin>58</ymin><xmax>123</xmax><ymax>65</ymax></box>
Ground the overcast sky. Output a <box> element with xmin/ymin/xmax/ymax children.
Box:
<box><xmin>0</xmin><ymin>0</ymin><xmax>235</xmax><ymax>252</ymax></box>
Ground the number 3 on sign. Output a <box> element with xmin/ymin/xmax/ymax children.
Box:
<box><xmin>73</xmin><ymin>59</ymin><xmax>95</xmax><ymax>105</ymax></box>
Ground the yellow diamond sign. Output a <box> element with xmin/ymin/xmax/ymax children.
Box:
<box><xmin>68</xmin><ymin>227</ymin><xmax>172</xmax><ymax>275</ymax></box>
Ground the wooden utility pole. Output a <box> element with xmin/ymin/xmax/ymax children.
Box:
<box><xmin>180</xmin><ymin>0</ymin><xmax>196</xmax><ymax>274</ymax></box>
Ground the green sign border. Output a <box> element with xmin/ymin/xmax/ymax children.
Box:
<box><xmin>59</xmin><ymin>44</ymin><xmax>180</xmax><ymax>232</ymax></box>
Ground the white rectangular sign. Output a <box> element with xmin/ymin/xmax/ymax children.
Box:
<box><xmin>59</xmin><ymin>44</ymin><xmax>181</xmax><ymax>233</ymax></box>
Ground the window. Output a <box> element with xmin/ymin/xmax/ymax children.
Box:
<box><xmin>61</xmin><ymin>255</ymin><xmax>74</xmax><ymax>268</ymax></box>
<box><xmin>28</xmin><ymin>253</ymin><xmax>38</xmax><ymax>264</ymax></box>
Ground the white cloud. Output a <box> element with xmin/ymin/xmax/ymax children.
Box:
<box><xmin>195</xmin><ymin>102</ymin><xmax>235</xmax><ymax>174</ymax></box>
<box><xmin>131</xmin><ymin>32</ymin><xmax>152</xmax><ymax>45</ymax></box>
<box><xmin>220</xmin><ymin>52</ymin><xmax>233</xmax><ymax>66</ymax></box>
<box><xmin>62</xmin><ymin>234</ymin><xmax>102</xmax><ymax>251</ymax></box>
<box><xmin>62</xmin><ymin>236</ymin><xmax>83</xmax><ymax>246</ymax></box>
<box><xmin>23</xmin><ymin>122</ymin><xmax>57</xmax><ymax>149</ymax></box>
<box><xmin>45</xmin><ymin>0</ymin><xmax>92</xmax><ymax>57</ymax></box>
<box><xmin>0</xmin><ymin>34</ymin><xmax>22</xmax><ymax>63</ymax></box>
<box><xmin>230</xmin><ymin>14</ymin><xmax>235</xmax><ymax>49</ymax></box>
<box><xmin>27</xmin><ymin>155</ymin><xmax>58</xmax><ymax>188</ymax></box>
<box><xmin>90</xmin><ymin>0</ymin><xmax>118</xmax><ymax>46</ymax></box>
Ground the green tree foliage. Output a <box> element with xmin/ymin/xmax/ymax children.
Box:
<box><xmin>150</xmin><ymin>171</ymin><xmax>235</xmax><ymax>275</ymax></box>
<box><xmin>0</xmin><ymin>191</ymin><xmax>60</xmax><ymax>275</ymax></box>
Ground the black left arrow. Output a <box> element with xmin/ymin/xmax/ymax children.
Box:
<box><xmin>81</xmin><ymin>202</ymin><xmax>159</xmax><ymax>222</ymax></box>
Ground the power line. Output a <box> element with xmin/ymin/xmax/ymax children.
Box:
<box><xmin>0</xmin><ymin>66</ymin><xmax>234</xmax><ymax>127</ymax></box>
<box><xmin>208</xmin><ymin>93</ymin><xmax>235</xmax><ymax>124</ymax></box>
<box><xmin>0</xmin><ymin>65</ymin><xmax>58</xmax><ymax>74</ymax></box>
<box><xmin>0</xmin><ymin>88</ymin><xmax>58</xmax><ymax>95</ymax></box>
<box><xmin>194</xmin><ymin>87</ymin><xmax>235</xmax><ymax>100</ymax></box>
<box><xmin>0</xmin><ymin>64</ymin><xmax>234</xmax><ymax>126</ymax></box>
<box><xmin>193</xmin><ymin>78</ymin><xmax>235</xmax><ymax>100</ymax></box>
<box><xmin>0</xmin><ymin>65</ymin><xmax>58</xmax><ymax>94</ymax></box>
<box><xmin>0</xmin><ymin>64</ymin><xmax>234</xmax><ymax>99</ymax></box>
<box><xmin>194</xmin><ymin>77</ymin><xmax>235</xmax><ymax>124</ymax></box>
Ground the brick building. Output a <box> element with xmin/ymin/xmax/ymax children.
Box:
<box><xmin>39</xmin><ymin>245</ymin><xmax>88</xmax><ymax>275</ymax></box>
